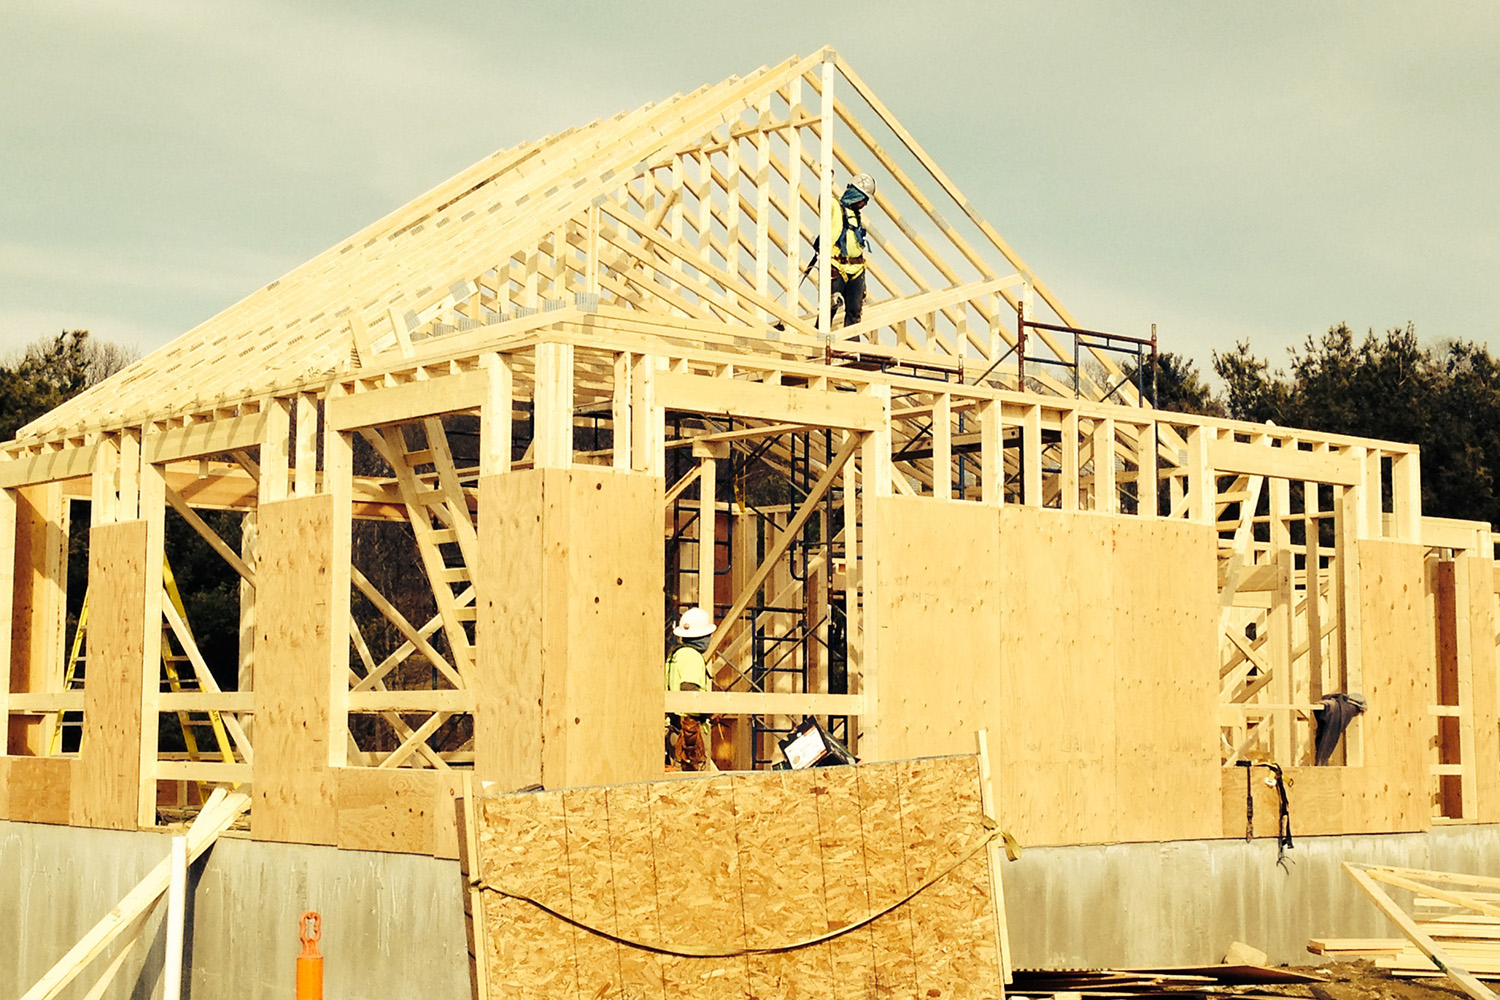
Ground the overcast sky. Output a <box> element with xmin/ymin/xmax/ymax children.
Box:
<box><xmin>4</xmin><ymin>2</ymin><xmax>1497</xmax><ymax>383</ymax></box>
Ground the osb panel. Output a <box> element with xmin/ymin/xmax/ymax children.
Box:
<box><xmin>474</xmin><ymin>757</ymin><xmax>1001</xmax><ymax>1000</ymax></box>
<box><xmin>3</xmin><ymin>755</ymin><xmax>75</xmax><ymax>825</ymax></box>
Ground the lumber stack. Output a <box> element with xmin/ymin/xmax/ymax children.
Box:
<box><xmin>1010</xmin><ymin>965</ymin><xmax>1325</xmax><ymax>1000</ymax></box>
<box><xmin>1323</xmin><ymin>863</ymin><xmax>1500</xmax><ymax>1000</ymax></box>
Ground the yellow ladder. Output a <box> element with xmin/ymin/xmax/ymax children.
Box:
<box><xmin>53</xmin><ymin>558</ymin><xmax>236</xmax><ymax>775</ymax></box>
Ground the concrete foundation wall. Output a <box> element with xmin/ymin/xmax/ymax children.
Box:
<box><xmin>9</xmin><ymin>818</ymin><xmax>1500</xmax><ymax>996</ymax></box>
<box><xmin>1005</xmin><ymin>823</ymin><xmax>1500</xmax><ymax>969</ymax></box>
<box><xmin>2</xmin><ymin>821</ymin><xmax>468</xmax><ymax>1000</ymax></box>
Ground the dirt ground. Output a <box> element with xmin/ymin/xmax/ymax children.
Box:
<box><xmin>1260</xmin><ymin>962</ymin><xmax>1469</xmax><ymax>1000</ymax></box>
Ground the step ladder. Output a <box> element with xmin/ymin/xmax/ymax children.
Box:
<box><xmin>52</xmin><ymin>558</ymin><xmax>236</xmax><ymax>786</ymax></box>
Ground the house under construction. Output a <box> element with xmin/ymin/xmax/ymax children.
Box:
<box><xmin>5</xmin><ymin>48</ymin><xmax>1500</xmax><ymax>995</ymax></box>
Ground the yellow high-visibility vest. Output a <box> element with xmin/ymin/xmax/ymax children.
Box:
<box><xmin>831</xmin><ymin>204</ymin><xmax>867</xmax><ymax>278</ymax></box>
<box><xmin>665</xmin><ymin>645</ymin><xmax>711</xmax><ymax>692</ymax></box>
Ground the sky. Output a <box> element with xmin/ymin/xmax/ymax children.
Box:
<box><xmin>3</xmin><ymin>1</ymin><xmax>1498</xmax><ymax>385</ymax></box>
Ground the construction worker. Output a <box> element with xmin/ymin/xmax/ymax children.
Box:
<box><xmin>818</xmin><ymin>173</ymin><xmax>876</xmax><ymax>328</ymax></box>
<box><xmin>665</xmin><ymin>606</ymin><xmax>714</xmax><ymax>770</ymax></box>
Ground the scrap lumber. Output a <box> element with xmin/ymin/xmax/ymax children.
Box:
<box><xmin>20</xmin><ymin>789</ymin><xmax>250</xmax><ymax>1000</ymax></box>
<box><xmin>1341</xmin><ymin>863</ymin><xmax>1500</xmax><ymax>1000</ymax></box>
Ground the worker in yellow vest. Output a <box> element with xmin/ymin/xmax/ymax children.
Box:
<box><xmin>665</xmin><ymin>606</ymin><xmax>714</xmax><ymax>770</ymax></box>
<box><xmin>826</xmin><ymin>173</ymin><xmax>876</xmax><ymax>328</ymax></box>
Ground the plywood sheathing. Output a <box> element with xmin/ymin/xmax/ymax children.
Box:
<box><xmin>473</xmin><ymin>756</ymin><xmax>1002</xmax><ymax>1000</ymax></box>
<box><xmin>73</xmin><ymin>519</ymin><xmax>158</xmax><ymax>830</ymax></box>
<box><xmin>252</xmin><ymin>494</ymin><xmax>343</xmax><ymax>845</ymax></box>
<box><xmin>1463</xmin><ymin>555</ymin><xmax>1500</xmax><ymax>822</ymax></box>
<box><xmin>475</xmin><ymin>468</ymin><xmax>664</xmax><ymax>792</ymax></box>
<box><xmin>876</xmin><ymin>501</ymin><xmax>1220</xmax><ymax>846</ymax></box>
<box><xmin>1344</xmin><ymin>540</ymin><xmax>1433</xmax><ymax>833</ymax></box>
<box><xmin>8</xmin><ymin>484</ymin><xmax>66</xmax><ymax>754</ymax></box>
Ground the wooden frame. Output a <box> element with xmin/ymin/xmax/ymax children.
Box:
<box><xmin>0</xmin><ymin>49</ymin><xmax>1484</xmax><ymax>856</ymax></box>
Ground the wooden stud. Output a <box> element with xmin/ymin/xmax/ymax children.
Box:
<box><xmin>260</xmin><ymin>398</ymin><xmax>290</xmax><ymax>504</ymax></box>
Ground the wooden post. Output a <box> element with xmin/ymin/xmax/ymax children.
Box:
<box><xmin>1136</xmin><ymin>421</ymin><xmax>1157</xmax><ymax>517</ymax></box>
<box><xmin>1059</xmin><ymin>410</ymin><xmax>1079</xmax><ymax>512</ymax></box>
<box><xmin>817</xmin><ymin>57</ymin><xmax>835</xmax><ymax>336</ymax></box>
<box><xmin>0</xmin><ymin>488</ymin><xmax>14</xmax><ymax>759</ymax></box>
<box><xmin>1092</xmin><ymin>416</ymin><xmax>1115</xmax><ymax>515</ymax></box>
<box><xmin>294</xmin><ymin>392</ymin><xmax>318</xmax><ymax>498</ymax></box>
<box><xmin>696</xmin><ymin>451</ymin><xmax>718</xmax><ymax>609</ymax></box>
<box><xmin>979</xmin><ymin>399</ymin><xmax>1001</xmax><ymax>506</ymax></box>
<box><xmin>1393</xmin><ymin>451</ymin><xmax>1422</xmax><ymax>541</ymax></box>
<box><xmin>533</xmin><ymin>342</ymin><xmax>574</xmax><ymax>470</ymax></box>
<box><xmin>480</xmin><ymin>352</ymin><xmax>514</xmax><ymax>476</ymax></box>
<box><xmin>1022</xmin><ymin>404</ymin><xmax>1042</xmax><ymax>506</ymax></box>
<box><xmin>261</xmin><ymin>398</ymin><xmax>291</xmax><ymax>504</ymax></box>
<box><xmin>934</xmin><ymin>394</ymin><xmax>952</xmax><ymax>500</ymax></box>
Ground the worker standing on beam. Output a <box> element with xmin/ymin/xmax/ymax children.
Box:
<box><xmin>815</xmin><ymin>173</ymin><xmax>876</xmax><ymax>329</ymax></box>
<box><xmin>665</xmin><ymin>606</ymin><xmax>715</xmax><ymax>771</ymax></box>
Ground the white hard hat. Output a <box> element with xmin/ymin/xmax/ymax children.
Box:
<box><xmin>851</xmin><ymin>173</ymin><xmax>876</xmax><ymax>199</ymax></box>
<box><xmin>673</xmin><ymin>606</ymin><xmax>716</xmax><ymax>638</ymax></box>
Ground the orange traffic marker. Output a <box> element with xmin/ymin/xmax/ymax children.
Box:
<box><xmin>296</xmin><ymin>911</ymin><xmax>323</xmax><ymax>1000</ymax></box>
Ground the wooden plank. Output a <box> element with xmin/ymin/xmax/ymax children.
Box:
<box><xmin>654</xmin><ymin>775</ymin><xmax>751</xmax><ymax>997</ymax></box>
<box><xmin>900</xmin><ymin>755</ymin><xmax>1001</xmax><ymax>999</ymax></box>
<box><xmin>657</xmin><ymin>371</ymin><xmax>884</xmax><ymax>431</ymax></box>
<box><xmin>1465</xmin><ymin>555</ymin><xmax>1500</xmax><ymax>821</ymax></box>
<box><xmin>815</xmin><ymin>764</ymin><xmax>878</xmax><ymax>1000</ymax></box>
<box><xmin>859</xmin><ymin>760</ymin><xmax>920</xmax><ymax>996</ymax></box>
<box><xmin>476</xmin><ymin>790</ymin><xmax>573</xmax><ymax>999</ymax></box>
<box><xmin>1345</xmin><ymin>863</ymin><xmax>1499</xmax><ymax>1000</ymax></box>
<box><xmin>251</xmin><ymin>495</ymin><xmax>339</xmax><ymax>844</ymax></box>
<box><xmin>558</xmin><ymin>784</ymin><xmax>625</xmax><ymax>1000</ymax></box>
<box><xmin>740</xmin><ymin>769</ymin><xmax>830</xmax><ymax>999</ymax></box>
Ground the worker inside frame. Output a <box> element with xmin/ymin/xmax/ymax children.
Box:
<box><xmin>665</xmin><ymin>606</ymin><xmax>715</xmax><ymax>771</ymax></box>
<box><xmin>811</xmin><ymin>173</ymin><xmax>876</xmax><ymax>329</ymax></box>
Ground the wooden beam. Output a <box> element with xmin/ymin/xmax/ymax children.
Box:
<box><xmin>657</xmin><ymin>371</ymin><xmax>883</xmax><ymax>431</ymax></box>
<box><xmin>327</xmin><ymin>370</ymin><xmax>489</xmax><ymax>431</ymax></box>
